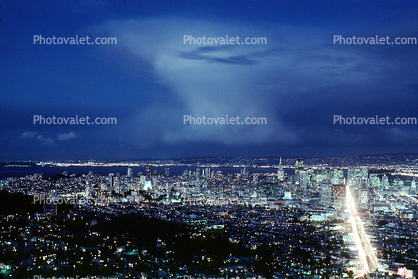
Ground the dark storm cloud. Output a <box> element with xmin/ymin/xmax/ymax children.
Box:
<box><xmin>1</xmin><ymin>1</ymin><xmax>418</xmax><ymax>160</ymax></box>
<box><xmin>179</xmin><ymin>46</ymin><xmax>258</xmax><ymax>65</ymax></box>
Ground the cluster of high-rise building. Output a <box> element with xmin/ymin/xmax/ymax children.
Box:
<box><xmin>0</xmin><ymin>158</ymin><xmax>417</xmax><ymax>278</ymax></box>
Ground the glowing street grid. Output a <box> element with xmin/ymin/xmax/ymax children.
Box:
<box><xmin>346</xmin><ymin>185</ymin><xmax>380</xmax><ymax>276</ymax></box>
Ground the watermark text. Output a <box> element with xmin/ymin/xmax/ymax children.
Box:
<box><xmin>333</xmin><ymin>35</ymin><xmax>417</xmax><ymax>45</ymax></box>
<box><xmin>34</xmin><ymin>35</ymin><xmax>117</xmax><ymax>45</ymax></box>
<box><xmin>184</xmin><ymin>35</ymin><xmax>267</xmax><ymax>45</ymax></box>
<box><xmin>33</xmin><ymin>115</ymin><xmax>117</xmax><ymax>125</ymax></box>
<box><xmin>333</xmin><ymin>115</ymin><xmax>417</xmax><ymax>125</ymax></box>
<box><xmin>33</xmin><ymin>195</ymin><xmax>95</xmax><ymax>206</ymax></box>
<box><xmin>184</xmin><ymin>115</ymin><xmax>267</xmax><ymax>125</ymax></box>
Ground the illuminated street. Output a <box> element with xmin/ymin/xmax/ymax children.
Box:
<box><xmin>346</xmin><ymin>185</ymin><xmax>380</xmax><ymax>276</ymax></box>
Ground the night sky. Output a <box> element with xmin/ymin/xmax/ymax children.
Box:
<box><xmin>1</xmin><ymin>0</ymin><xmax>418</xmax><ymax>161</ymax></box>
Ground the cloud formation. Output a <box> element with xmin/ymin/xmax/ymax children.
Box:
<box><xmin>96</xmin><ymin>17</ymin><xmax>418</xmax><ymax>151</ymax></box>
<box><xmin>19</xmin><ymin>131</ymin><xmax>37</xmax><ymax>139</ymax></box>
<box><xmin>58</xmin><ymin>132</ymin><xmax>77</xmax><ymax>141</ymax></box>
<box><xmin>2</xmin><ymin>1</ymin><xmax>418</xmax><ymax>160</ymax></box>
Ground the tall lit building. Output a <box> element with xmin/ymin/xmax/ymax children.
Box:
<box><xmin>320</xmin><ymin>179</ymin><xmax>331</xmax><ymax>204</ymax></box>
<box><xmin>295</xmin><ymin>158</ymin><xmax>304</xmax><ymax>174</ymax></box>
<box><xmin>146</xmin><ymin>165</ymin><xmax>152</xmax><ymax>177</ymax></box>
<box><xmin>85</xmin><ymin>181</ymin><xmax>90</xmax><ymax>196</ymax></box>
<box><xmin>411</xmin><ymin>178</ymin><xmax>416</xmax><ymax>193</ymax></box>
<box><xmin>331</xmin><ymin>167</ymin><xmax>344</xmax><ymax>185</ymax></box>
<box><xmin>205</xmin><ymin>168</ymin><xmax>211</xmax><ymax>179</ymax></box>
<box><xmin>109</xmin><ymin>173</ymin><xmax>115</xmax><ymax>189</ymax></box>
<box><xmin>358</xmin><ymin>188</ymin><xmax>369</xmax><ymax>204</ymax></box>
<box><xmin>347</xmin><ymin>168</ymin><xmax>354</xmax><ymax>185</ymax></box>
<box><xmin>241</xmin><ymin>167</ymin><xmax>249</xmax><ymax>179</ymax></box>
<box><xmin>143</xmin><ymin>180</ymin><xmax>153</xmax><ymax>191</ymax></box>
<box><xmin>299</xmin><ymin>170</ymin><xmax>307</xmax><ymax>194</ymax></box>
<box><xmin>277</xmin><ymin>157</ymin><xmax>284</xmax><ymax>181</ymax></box>
<box><xmin>127</xmin><ymin>168</ymin><xmax>133</xmax><ymax>178</ymax></box>
<box><xmin>164</xmin><ymin>168</ymin><xmax>170</xmax><ymax>177</ymax></box>
<box><xmin>382</xmin><ymin>174</ymin><xmax>389</xmax><ymax>188</ymax></box>
<box><xmin>369</xmin><ymin>173</ymin><xmax>381</xmax><ymax>188</ymax></box>
<box><xmin>361</xmin><ymin>167</ymin><xmax>368</xmax><ymax>179</ymax></box>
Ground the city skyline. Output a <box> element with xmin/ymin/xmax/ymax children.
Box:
<box><xmin>1</xmin><ymin>1</ymin><xmax>418</xmax><ymax>161</ymax></box>
<box><xmin>2</xmin><ymin>156</ymin><xmax>417</xmax><ymax>277</ymax></box>
<box><xmin>2</xmin><ymin>2</ymin><xmax>418</xmax><ymax>277</ymax></box>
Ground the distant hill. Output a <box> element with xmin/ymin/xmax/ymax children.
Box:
<box><xmin>2</xmin><ymin>153</ymin><xmax>418</xmax><ymax>168</ymax></box>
